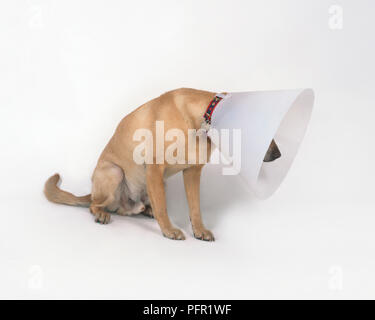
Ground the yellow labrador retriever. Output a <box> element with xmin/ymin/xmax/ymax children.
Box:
<box><xmin>44</xmin><ymin>88</ymin><xmax>281</xmax><ymax>241</ymax></box>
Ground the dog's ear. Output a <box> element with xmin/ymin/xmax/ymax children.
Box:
<box><xmin>263</xmin><ymin>139</ymin><xmax>281</xmax><ymax>162</ymax></box>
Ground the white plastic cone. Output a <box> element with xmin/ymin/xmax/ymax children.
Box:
<box><xmin>208</xmin><ymin>89</ymin><xmax>315</xmax><ymax>199</ymax></box>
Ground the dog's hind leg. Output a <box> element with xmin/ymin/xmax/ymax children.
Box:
<box><xmin>90</xmin><ymin>161</ymin><xmax>123</xmax><ymax>224</ymax></box>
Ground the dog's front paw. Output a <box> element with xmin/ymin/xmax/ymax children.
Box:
<box><xmin>194</xmin><ymin>228</ymin><xmax>215</xmax><ymax>242</ymax></box>
<box><xmin>162</xmin><ymin>228</ymin><xmax>185</xmax><ymax>240</ymax></box>
<box><xmin>94</xmin><ymin>212</ymin><xmax>111</xmax><ymax>224</ymax></box>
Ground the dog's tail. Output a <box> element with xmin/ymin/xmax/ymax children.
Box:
<box><xmin>44</xmin><ymin>174</ymin><xmax>91</xmax><ymax>207</ymax></box>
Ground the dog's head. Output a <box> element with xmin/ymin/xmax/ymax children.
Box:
<box><xmin>263</xmin><ymin>139</ymin><xmax>281</xmax><ymax>162</ymax></box>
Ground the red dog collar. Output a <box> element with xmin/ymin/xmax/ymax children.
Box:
<box><xmin>203</xmin><ymin>95</ymin><xmax>223</xmax><ymax>125</ymax></box>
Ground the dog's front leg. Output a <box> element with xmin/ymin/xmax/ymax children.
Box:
<box><xmin>146</xmin><ymin>164</ymin><xmax>185</xmax><ymax>240</ymax></box>
<box><xmin>183</xmin><ymin>166</ymin><xmax>215</xmax><ymax>241</ymax></box>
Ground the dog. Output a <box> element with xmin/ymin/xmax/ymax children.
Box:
<box><xmin>44</xmin><ymin>88</ymin><xmax>281</xmax><ymax>241</ymax></box>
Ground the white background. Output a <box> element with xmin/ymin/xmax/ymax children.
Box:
<box><xmin>0</xmin><ymin>0</ymin><xmax>374</xmax><ymax>299</ymax></box>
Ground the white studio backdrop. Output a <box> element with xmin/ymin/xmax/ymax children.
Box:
<box><xmin>0</xmin><ymin>0</ymin><xmax>374</xmax><ymax>299</ymax></box>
